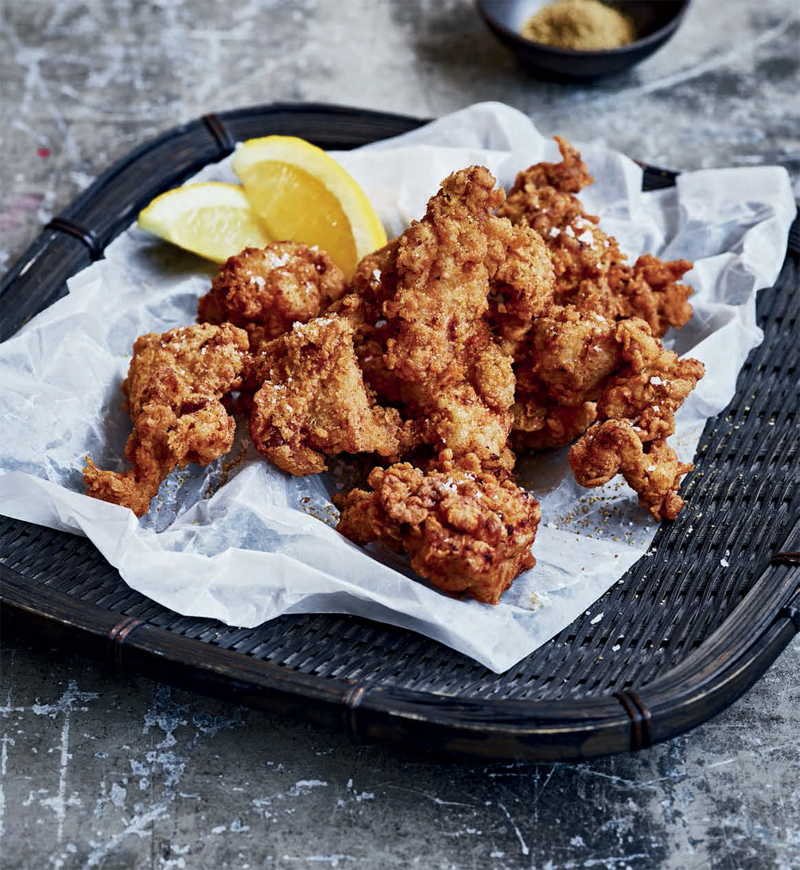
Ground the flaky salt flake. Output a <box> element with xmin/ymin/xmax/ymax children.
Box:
<box><xmin>563</xmin><ymin>225</ymin><xmax>576</xmax><ymax>237</ymax></box>
<box><xmin>650</xmin><ymin>376</ymin><xmax>664</xmax><ymax>386</ymax></box>
<box><xmin>548</xmin><ymin>227</ymin><xmax>560</xmax><ymax>238</ymax></box>
<box><xmin>577</xmin><ymin>230</ymin><xmax>594</xmax><ymax>245</ymax></box>
<box><xmin>612</xmin><ymin>644</ymin><xmax>621</xmax><ymax>652</ymax></box>
<box><xmin>372</xmin><ymin>269</ymin><xmax>381</xmax><ymax>281</ymax></box>
<box><xmin>720</xmin><ymin>558</ymin><xmax>729</xmax><ymax>567</ymax></box>
<box><xmin>647</xmin><ymin>465</ymin><xmax>656</xmax><ymax>472</ymax></box>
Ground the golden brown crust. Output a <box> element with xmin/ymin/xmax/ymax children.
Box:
<box><xmin>198</xmin><ymin>242</ymin><xmax>347</xmax><ymax>348</ymax></box>
<box><xmin>249</xmin><ymin>315</ymin><xmax>408</xmax><ymax>476</ymax></box>
<box><xmin>511</xmin><ymin>394</ymin><xmax>598</xmax><ymax>452</ymax></box>
<box><xmin>566</xmin><ymin>318</ymin><xmax>704</xmax><ymax>519</ymax></box>
<box><xmin>498</xmin><ymin>137</ymin><xmax>694</xmax><ymax>337</ymax></box>
<box><xmin>368</xmin><ymin>166</ymin><xmax>553</xmax><ymax>466</ymax></box>
<box><xmin>335</xmin><ymin>451</ymin><xmax>540</xmax><ymax>604</ymax></box>
<box><xmin>596</xmin><ymin>318</ymin><xmax>706</xmax><ymax>441</ymax></box>
<box><xmin>569</xmin><ymin>421</ymin><xmax>693</xmax><ymax>521</ymax></box>
<box><xmin>486</xmin><ymin>216</ymin><xmax>555</xmax><ymax>354</ymax></box>
<box><xmin>84</xmin><ymin>323</ymin><xmax>249</xmax><ymax>516</ymax></box>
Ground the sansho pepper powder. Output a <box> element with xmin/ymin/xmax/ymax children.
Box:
<box><xmin>521</xmin><ymin>0</ymin><xmax>636</xmax><ymax>50</ymax></box>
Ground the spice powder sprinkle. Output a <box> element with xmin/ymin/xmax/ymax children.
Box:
<box><xmin>521</xmin><ymin>0</ymin><xmax>636</xmax><ymax>51</ymax></box>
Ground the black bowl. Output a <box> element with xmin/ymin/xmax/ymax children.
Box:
<box><xmin>477</xmin><ymin>0</ymin><xmax>691</xmax><ymax>80</ymax></box>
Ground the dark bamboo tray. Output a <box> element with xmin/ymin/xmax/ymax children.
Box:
<box><xmin>1</xmin><ymin>104</ymin><xmax>798</xmax><ymax>762</ymax></box>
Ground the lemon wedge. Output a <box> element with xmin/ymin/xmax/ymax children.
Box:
<box><xmin>137</xmin><ymin>182</ymin><xmax>271</xmax><ymax>263</ymax></box>
<box><xmin>232</xmin><ymin>136</ymin><xmax>386</xmax><ymax>278</ymax></box>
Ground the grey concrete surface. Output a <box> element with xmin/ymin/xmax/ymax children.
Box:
<box><xmin>1</xmin><ymin>0</ymin><xmax>799</xmax><ymax>868</ymax></box>
<box><xmin>1</xmin><ymin>638</ymin><xmax>799</xmax><ymax>870</ymax></box>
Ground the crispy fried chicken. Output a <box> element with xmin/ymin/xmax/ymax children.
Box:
<box><xmin>249</xmin><ymin>315</ymin><xmax>408</xmax><ymax>476</ymax></box>
<box><xmin>499</xmin><ymin>136</ymin><xmax>694</xmax><ymax>337</ymax></box>
<box><xmin>84</xmin><ymin>323</ymin><xmax>249</xmax><ymax>516</ymax></box>
<box><xmin>335</xmin><ymin>450</ymin><xmax>540</xmax><ymax>604</ymax></box>
<box><xmin>359</xmin><ymin>166</ymin><xmax>553</xmax><ymax>466</ymax></box>
<box><xmin>198</xmin><ymin>242</ymin><xmax>347</xmax><ymax>349</ymax></box>
<box><xmin>569</xmin><ymin>421</ymin><xmax>693</xmax><ymax>521</ymax></box>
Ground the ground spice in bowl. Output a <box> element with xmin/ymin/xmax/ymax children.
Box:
<box><xmin>521</xmin><ymin>0</ymin><xmax>636</xmax><ymax>50</ymax></box>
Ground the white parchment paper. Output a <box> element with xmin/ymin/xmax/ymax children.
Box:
<box><xmin>0</xmin><ymin>103</ymin><xmax>794</xmax><ymax>672</ymax></box>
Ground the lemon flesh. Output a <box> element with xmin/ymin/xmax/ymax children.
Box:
<box><xmin>138</xmin><ymin>182</ymin><xmax>270</xmax><ymax>263</ymax></box>
<box><xmin>237</xmin><ymin>161</ymin><xmax>358</xmax><ymax>276</ymax></box>
<box><xmin>233</xmin><ymin>137</ymin><xmax>387</xmax><ymax>279</ymax></box>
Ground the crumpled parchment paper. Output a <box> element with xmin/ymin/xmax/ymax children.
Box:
<box><xmin>0</xmin><ymin>102</ymin><xmax>794</xmax><ymax>673</ymax></box>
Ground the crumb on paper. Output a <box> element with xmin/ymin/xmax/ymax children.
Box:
<box><xmin>300</xmin><ymin>499</ymin><xmax>340</xmax><ymax>528</ymax></box>
<box><xmin>204</xmin><ymin>436</ymin><xmax>252</xmax><ymax>499</ymax></box>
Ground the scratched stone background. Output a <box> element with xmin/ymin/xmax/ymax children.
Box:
<box><xmin>1</xmin><ymin>0</ymin><xmax>799</xmax><ymax>868</ymax></box>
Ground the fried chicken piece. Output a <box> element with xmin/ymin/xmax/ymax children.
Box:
<box><xmin>381</xmin><ymin>167</ymin><xmax>514</xmax><ymax>462</ymax></box>
<box><xmin>341</xmin><ymin>169</ymin><xmax>553</xmax><ymax>439</ymax></box>
<box><xmin>486</xmin><ymin>216</ymin><xmax>555</xmax><ymax>354</ymax></box>
<box><xmin>512</xmin><ymin>310</ymin><xmax>703</xmax><ymax>452</ymax></box>
<box><xmin>624</xmin><ymin>254</ymin><xmax>695</xmax><ymax>339</ymax></box>
<box><xmin>511</xmin><ymin>307</ymin><xmax>623</xmax><ymax>450</ymax></box>
<box><xmin>596</xmin><ymin>318</ymin><xmax>705</xmax><ymax>441</ymax></box>
<box><xmin>348</xmin><ymin>218</ymin><xmax>555</xmax><ymax>406</ymax></box>
<box><xmin>198</xmin><ymin>242</ymin><xmax>347</xmax><ymax>348</ymax></box>
<box><xmin>521</xmin><ymin>307</ymin><xmax>621</xmax><ymax>406</ymax></box>
<box><xmin>567</xmin><ymin>319</ymin><xmax>704</xmax><ymax>518</ymax></box>
<box><xmin>569</xmin><ymin>421</ymin><xmax>693</xmax><ymax>521</ymax></box>
<box><xmin>498</xmin><ymin>137</ymin><xmax>694</xmax><ymax>337</ymax></box>
<box><xmin>84</xmin><ymin>323</ymin><xmax>249</xmax><ymax>516</ymax></box>
<box><xmin>367</xmin><ymin>166</ymin><xmax>551</xmax><ymax>465</ymax></box>
<box><xmin>502</xmin><ymin>139</ymin><xmax>695</xmax><ymax>454</ymax></box>
<box><xmin>511</xmin><ymin>387</ymin><xmax>598</xmax><ymax>452</ymax></box>
<box><xmin>335</xmin><ymin>451</ymin><xmax>540</xmax><ymax>604</ymax></box>
<box><xmin>249</xmin><ymin>315</ymin><xmax>408</xmax><ymax>476</ymax></box>
<box><xmin>504</xmin><ymin>135</ymin><xmax>594</xmax><ymax>196</ymax></box>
